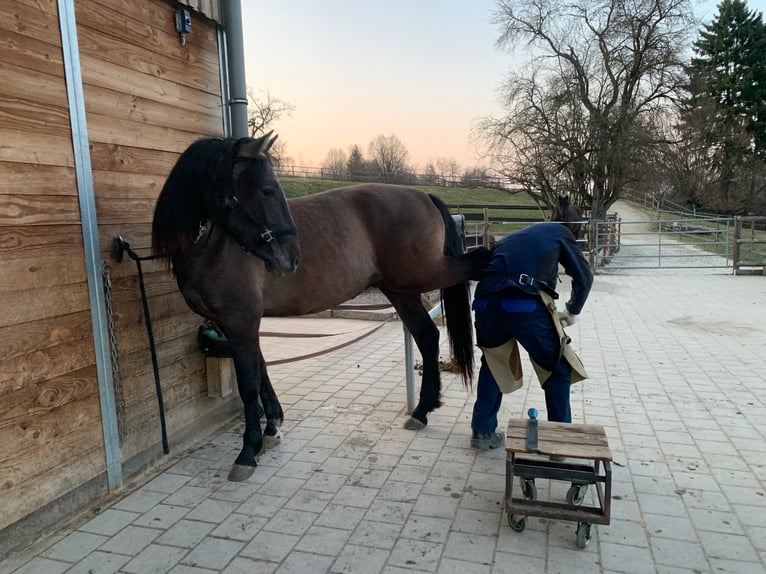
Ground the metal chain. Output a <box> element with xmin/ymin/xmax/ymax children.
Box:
<box><xmin>102</xmin><ymin>261</ymin><xmax>128</xmax><ymax>444</ymax></box>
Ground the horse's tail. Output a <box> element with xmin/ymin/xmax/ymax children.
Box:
<box><xmin>428</xmin><ymin>194</ymin><xmax>474</xmax><ymax>388</ymax></box>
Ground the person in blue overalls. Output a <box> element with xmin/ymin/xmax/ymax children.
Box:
<box><xmin>470</xmin><ymin>221</ymin><xmax>593</xmax><ymax>450</ymax></box>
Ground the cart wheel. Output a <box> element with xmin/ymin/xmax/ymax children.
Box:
<box><xmin>575</xmin><ymin>522</ymin><xmax>591</xmax><ymax>548</ymax></box>
<box><xmin>508</xmin><ymin>513</ymin><xmax>527</xmax><ymax>532</ymax></box>
<box><xmin>566</xmin><ymin>483</ymin><xmax>588</xmax><ymax>506</ymax></box>
<box><xmin>521</xmin><ymin>478</ymin><xmax>537</xmax><ymax>500</ymax></box>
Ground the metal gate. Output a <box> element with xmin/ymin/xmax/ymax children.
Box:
<box><xmin>592</xmin><ymin>217</ymin><xmax>734</xmax><ymax>272</ymax></box>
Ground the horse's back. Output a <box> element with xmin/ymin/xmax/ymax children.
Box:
<box><xmin>261</xmin><ymin>184</ymin><xmax>449</xmax><ymax>314</ymax></box>
<box><xmin>288</xmin><ymin>184</ymin><xmax>445</xmax><ymax>248</ymax></box>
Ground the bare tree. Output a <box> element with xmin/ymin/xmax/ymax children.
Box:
<box><xmin>321</xmin><ymin>148</ymin><xmax>348</xmax><ymax>179</ymax></box>
<box><xmin>480</xmin><ymin>0</ymin><xmax>696</xmax><ymax>217</ymax></box>
<box><xmin>480</xmin><ymin>71</ymin><xmax>602</xmax><ymax>209</ymax></box>
<box><xmin>422</xmin><ymin>161</ymin><xmax>439</xmax><ymax>185</ymax></box>
<box><xmin>436</xmin><ymin>157</ymin><xmax>462</xmax><ymax>185</ymax></box>
<box><xmin>247</xmin><ymin>88</ymin><xmax>295</xmax><ymax>163</ymax></box>
<box><xmin>367</xmin><ymin>134</ymin><xmax>410</xmax><ymax>179</ymax></box>
<box><xmin>422</xmin><ymin>157</ymin><xmax>461</xmax><ymax>185</ymax></box>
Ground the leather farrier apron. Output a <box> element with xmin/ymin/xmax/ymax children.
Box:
<box><xmin>479</xmin><ymin>291</ymin><xmax>588</xmax><ymax>394</ymax></box>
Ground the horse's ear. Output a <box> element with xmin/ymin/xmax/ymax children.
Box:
<box><xmin>262</xmin><ymin>131</ymin><xmax>279</xmax><ymax>153</ymax></box>
<box><xmin>237</xmin><ymin>131</ymin><xmax>279</xmax><ymax>159</ymax></box>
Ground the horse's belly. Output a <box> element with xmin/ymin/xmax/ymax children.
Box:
<box><xmin>261</xmin><ymin>267</ymin><xmax>377</xmax><ymax>317</ymax></box>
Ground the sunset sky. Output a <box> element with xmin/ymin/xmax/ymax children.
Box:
<box><xmin>241</xmin><ymin>0</ymin><xmax>723</xmax><ymax>171</ymax></box>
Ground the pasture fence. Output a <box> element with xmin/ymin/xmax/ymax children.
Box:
<box><xmin>275</xmin><ymin>164</ymin><xmax>519</xmax><ymax>190</ymax></box>
<box><xmin>447</xmin><ymin>203</ymin><xmax>548</xmax><ymax>249</ymax></box>
<box><xmin>452</xmin><ymin>204</ymin><xmax>765</xmax><ymax>273</ymax></box>
<box><xmin>733</xmin><ymin>216</ymin><xmax>766</xmax><ymax>275</ymax></box>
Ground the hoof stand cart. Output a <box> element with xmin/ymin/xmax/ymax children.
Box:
<box><xmin>504</xmin><ymin>410</ymin><xmax>613</xmax><ymax>549</ymax></box>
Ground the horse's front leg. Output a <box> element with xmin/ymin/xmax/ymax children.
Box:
<box><xmin>223</xmin><ymin>323</ymin><xmax>266</xmax><ymax>482</ymax></box>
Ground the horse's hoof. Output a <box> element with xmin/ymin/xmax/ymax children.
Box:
<box><xmin>228</xmin><ymin>464</ymin><xmax>255</xmax><ymax>482</ymax></box>
<box><xmin>403</xmin><ymin>417</ymin><xmax>426</xmax><ymax>430</ymax></box>
<box><xmin>263</xmin><ymin>428</ymin><xmax>282</xmax><ymax>448</ymax></box>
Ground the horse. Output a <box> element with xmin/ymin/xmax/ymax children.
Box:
<box><xmin>152</xmin><ymin>133</ymin><xmax>490</xmax><ymax>481</ymax></box>
<box><xmin>551</xmin><ymin>195</ymin><xmax>583</xmax><ymax>240</ymax></box>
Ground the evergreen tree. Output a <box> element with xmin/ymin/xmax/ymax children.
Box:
<box><xmin>683</xmin><ymin>0</ymin><xmax>766</xmax><ymax>211</ymax></box>
<box><xmin>689</xmin><ymin>0</ymin><xmax>766</xmax><ymax>157</ymax></box>
<box><xmin>346</xmin><ymin>144</ymin><xmax>366</xmax><ymax>178</ymax></box>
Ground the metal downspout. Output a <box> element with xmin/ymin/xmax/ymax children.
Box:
<box><xmin>58</xmin><ymin>0</ymin><xmax>122</xmax><ymax>489</ymax></box>
<box><xmin>222</xmin><ymin>0</ymin><xmax>248</xmax><ymax>138</ymax></box>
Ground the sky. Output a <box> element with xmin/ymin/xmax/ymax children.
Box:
<box><xmin>241</xmin><ymin>0</ymin><xmax>728</xmax><ymax>171</ymax></box>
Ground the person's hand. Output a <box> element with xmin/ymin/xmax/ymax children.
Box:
<box><xmin>558</xmin><ymin>310</ymin><xmax>577</xmax><ymax>327</ymax></box>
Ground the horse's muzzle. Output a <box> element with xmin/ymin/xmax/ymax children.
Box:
<box><xmin>265</xmin><ymin>236</ymin><xmax>301</xmax><ymax>276</ymax></box>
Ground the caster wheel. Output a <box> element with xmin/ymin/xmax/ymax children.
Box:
<box><xmin>521</xmin><ymin>478</ymin><xmax>537</xmax><ymax>500</ymax></box>
<box><xmin>566</xmin><ymin>483</ymin><xmax>588</xmax><ymax>506</ymax></box>
<box><xmin>575</xmin><ymin>522</ymin><xmax>591</xmax><ymax>548</ymax></box>
<box><xmin>508</xmin><ymin>513</ymin><xmax>527</xmax><ymax>532</ymax></box>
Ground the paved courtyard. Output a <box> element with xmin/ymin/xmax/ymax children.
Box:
<box><xmin>3</xmin><ymin>266</ymin><xmax>766</xmax><ymax>573</ymax></box>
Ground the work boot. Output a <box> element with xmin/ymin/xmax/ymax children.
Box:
<box><xmin>471</xmin><ymin>431</ymin><xmax>505</xmax><ymax>450</ymax></box>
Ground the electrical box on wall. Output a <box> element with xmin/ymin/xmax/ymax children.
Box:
<box><xmin>175</xmin><ymin>9</ymin><xmax>192</xmax><ymax>45</ymax></box>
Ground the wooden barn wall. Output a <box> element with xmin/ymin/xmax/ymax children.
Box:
<box><xmin>0</xmin><ymin>0</ymin><xmax>229</xmax><ymax>547</ymax></box>
<box><xmin>74</xmin><ymin>0</ymin><xmax>229</xmax><ymax>464</ymax></box>
<box><xmin>0</xmin><ymin>0</ymin><xmax>105</xmax><ymax>535</ymax></box>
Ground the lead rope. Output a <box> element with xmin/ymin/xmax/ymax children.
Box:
<box><xmin>102</xmin><ymin>261</ymin><xmax>129</xmax><ymax>444</ymax></box>
<box><xmin>111</xmin><ymin>237</ymin><xmax>169</xmax><ymax>455</ymax></box>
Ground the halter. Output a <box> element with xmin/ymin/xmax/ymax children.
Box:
<box><xmin>193</xmin><ymin>194</ymin><xmax>297</xmax><ymax>251</ymax></box>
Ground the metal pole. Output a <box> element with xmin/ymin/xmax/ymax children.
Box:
<box><xmin>404</xmin><ymin>328</ymin><xmax>416</xmax><ymax>414</ymax></box>
<box><xmin>222</xmin><ymin>0</ymin><xmax>248</xmax><ymax>138</ymax></box>
<box><xmin>58</xmin><ymin>0</ymin><xmax>122</xmax><ymax>489</ymax></box>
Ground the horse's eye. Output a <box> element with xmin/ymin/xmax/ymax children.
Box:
<box><xmin>262</xmin><ymin>187</ymin><xmax>276</xmax><ymax>196</ymax></box>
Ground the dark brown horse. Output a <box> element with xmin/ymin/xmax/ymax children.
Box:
<box><xmin>551</xmin><ymin>195</ymin><xmax>583</xmax><ymax>239</ymax></box>
<box><xmin>152</xmin><ymin>133</ymin><xmax>489</xmax><ymax>481</ymax></box>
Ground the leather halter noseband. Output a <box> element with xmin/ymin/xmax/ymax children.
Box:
<box><xmin>193</xmin><ymin>194</ymin><xmax>297</xmax><ymax>252</ymax></box>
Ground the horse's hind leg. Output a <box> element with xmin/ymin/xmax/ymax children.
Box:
<box><xmin>257</xmin><ymin>349</ymin><xmax>284</xmax><ymax>447</ymax></box>
<box><xmin>380</xmin><ymin>287</ymin><xmax>441</xmax><ymax>429</ymax></box>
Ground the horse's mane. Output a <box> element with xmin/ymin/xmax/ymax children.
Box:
<box><xmin>152</xmin><ymin>138</ymin><xmax>235</xmax><ymax>264</ymax></box>
<box><xmin>151</xmin><ymin>137</ymin><xmax>273</xmax><ymax>267</ymax></box>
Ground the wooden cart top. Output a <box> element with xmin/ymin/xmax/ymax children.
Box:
<box><xmin>506</xmin><ymin>419</ymin><xmax>613</xmax><ymax>461</ymax></box>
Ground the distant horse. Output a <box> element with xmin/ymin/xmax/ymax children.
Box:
<box><xmin>551</xmin><ymin>195</ymin><xmax>583</xmax><ymax>239</ymax></box>
<box><xmin>152</xmin><ymin>133</ymin><xmax>489</xmax><ymax>481</ymax></box>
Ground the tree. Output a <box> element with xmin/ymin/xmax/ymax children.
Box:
<box><xmin>436</xmin><ymin>157</ymin><xmax>461</xmax><ymax>185</ymax></box>
<box><xmin>681</xmin><ymin>0</ymin><xmax>766</xmax><ymax>212</ymax></box>
<box><xmin>246</xmin><ymin>88</ymin><xmax>295</xmax><ymax>163</ymax></box>
<box><xmin>480</xmin><ymin>0</ymin><xmax>696</xmax><ymax>218</ymax></box>
<box><xmin>346</xmin><ymin>144</ymin><xmax>367</xmax><ymax>179</ymax></box>
<box><xmin>423</xmin><ymin>157</ymin><xmax>462</xmax><ymax>185</ymax></box>
<box><xmin>422</xmin><ymin>162</ymin><xmax>439</xmax><ymax>185</ymax></box>
<box><xmin>321</xmin><ymin>148</ymin><xmax>347</xmax><ymax>179</ymax></box>
<box><xmin>367</xmin><ymin>134</ymin><xmax>410</xmax><ymax>180</ymax></box>
<box><xmin>462</xmin><ymin>166</ymin><xmax>492</xmax><ymax>187</ymax></box>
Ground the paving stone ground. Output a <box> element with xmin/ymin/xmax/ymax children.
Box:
<box><xmin>3</xmin><ymin>203</ymin><xmax>765</xmax><ymax>574</ymax></box>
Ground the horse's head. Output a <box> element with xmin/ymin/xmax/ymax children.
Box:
<box><xmin>216</xmin><ymin>133</ymin><xmax>301</xmax><ymax>276</ymax></box>
<box><xmin>552</xmin><ymin>195</ymin><xmax>570</xmax><ymax>218</ymax></box>
<box><xmin>551</xmin><ymin>195</ymin><xmax>582</xmax><ymax>239</ymax></box>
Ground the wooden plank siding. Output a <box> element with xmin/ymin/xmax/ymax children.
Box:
<box><xmin>0</xmin><ymin>0</ymin><xmax>104</xmax><ymax>534</ymax></box>
<box><xmin>0</xmin><ymin>0</ymin><xmax>229</xmax><ymax>546</ymax></box>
